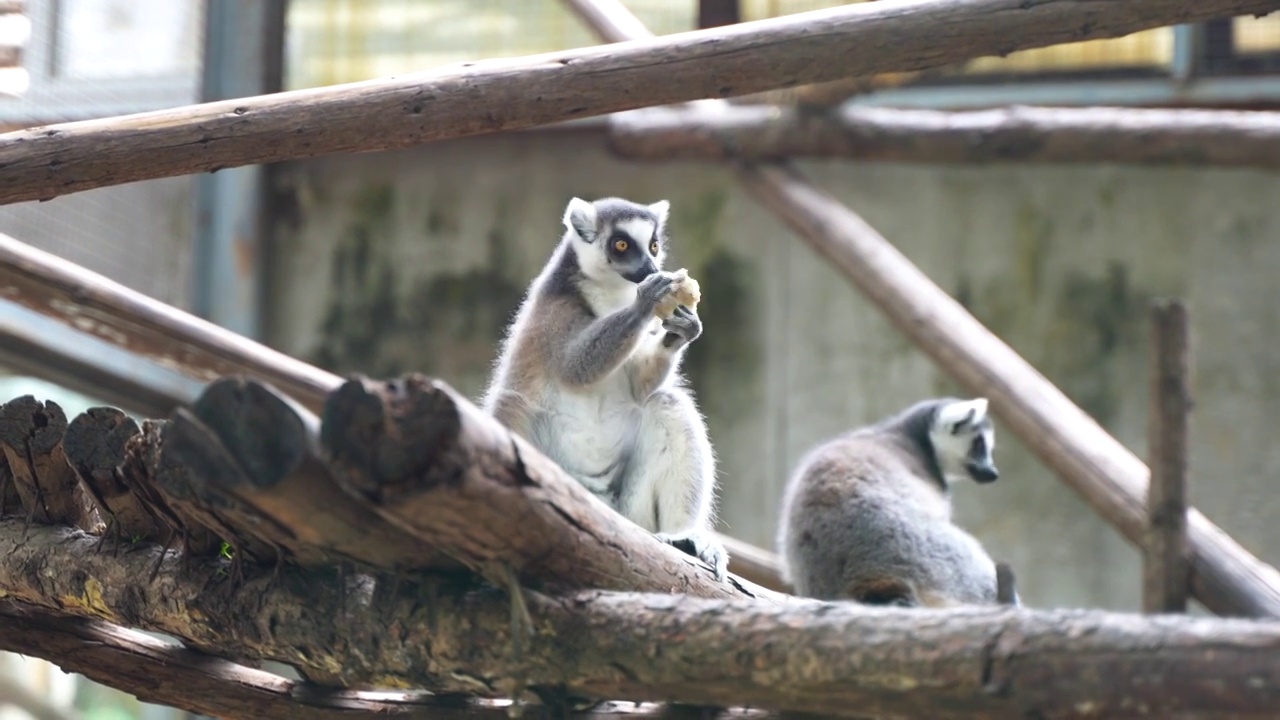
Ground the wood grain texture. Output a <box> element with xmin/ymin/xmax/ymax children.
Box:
<box><xmin>609</xmin><ymin>104</ymin><xmax>1280</xmax><ymax>167</ymax></box>
<box><xmin>319</xmin><ymin>374</ymin><xmax>783</xmax><ymax>602</ymax></box>
<box><xmin>1144</xmin><ymin>299</ymin><xmax>1192</xmax><ymax>614</ymax></box>
<box><xmin>2</xmin><ymin>520</ymin><xmax>1280</xmax><ymax>718</ymax></box>
<box><xmin>2</xmin><ymin>0</ymin><xmax>1279</xmax><ymax>203</ymax></box>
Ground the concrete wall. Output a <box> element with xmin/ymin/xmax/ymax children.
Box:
<box><xmin>265</xmin><ymin>129</ymin><xmax>1280</xmax><ymax>612</ymax></box>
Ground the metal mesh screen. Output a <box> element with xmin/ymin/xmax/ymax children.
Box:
<box><xmin>0</xmin><ymin>0</ymin><xmax>203</xmax><ymax>310</ymax></box>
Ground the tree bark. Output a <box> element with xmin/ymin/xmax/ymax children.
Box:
<box><xmin>317</xmin><ymin>374</ymin><xmax>781</xmax><ymax>600</ymax></box>
<box><xmin>172</xmin><ymin>376</ymin><xmax>465</xmax><ymax>572</ymax></box>
<box><xmin>2</xmin><ymin>0</ymin><xmax>1279</xmax><ymax>204</ymax></box>
<box><xmin>609</xmin><ymin>104</ymin><xmax>1280</xmax><ymax>167</ymax></box>
<box><xmin>1145</xmin><ymin>299</ymin><xmax>1192</xmax><ymax>614</ymax></box>
<box><xmin>2</xmin><ymin>519</ymin><xmax>1280</xmax><ymax>719</ymax></box>
<box><xmin>63</xmin><ymin>407</ymin><xmax>166</xmax><ymax>543</ymax></box>
<box><xmin>0</xmin><ymin>395</ymin><xmax>101</xmax><ymax>531</ymax></box>
<box><xmin>563</xmin><ymin>0</ymin><xmax>1280</xmax><ymax>620</ymax></box>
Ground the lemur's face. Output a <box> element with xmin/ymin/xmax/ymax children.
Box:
<box><xmin>929</xmin><ymin>398</ymin><xmax>999</xmax><ymax>485</ymax></box>
<box><xmin>562</xmin><ymin>197</ymin><xmax>668</xmax><ymax>285</ymax></box>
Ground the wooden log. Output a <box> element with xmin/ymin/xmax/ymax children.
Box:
<box><xmin>159</xmin><ymin>410</ymin><xmax>309</xmax><ymax>566</ymax></box>
<box><xmin>3</xmin><ymin>519</ymin><xmax>1280</xmax><ymax>719</ymax></box>
<box><xmin>122</xmin><ymin>419</ymin><xmax>222</xmax><ymax>556</ymax></box>
<box><xmin>0</xmin><ymin>599</ymin><xmax>560</xmax><ymax>720</ymax></box>
<box><xmin>3</xmin><ymin>0</ymin><xmax>1280</xmax><ymax>204</ymax></box>
<box><xmin>63</xmin><ymin>407</ymin><xmax>166</xmax><ymax>543</ymax></box>
<box><xmin>1144</xmin><ymin>299</ymin><xmax>1192</xmax><ymax>614</ymax></box>
<box><xmin>0</xmin><ymin>233</ymin><xmax>340</xmax><ymax>413</ymax></box>
<box><xmin>318</xmin><ymin>374</ymin><xmax>782</xmax><ymax>601</ymax></box>
<box><xmin>566</xmin><ymin>0</ymin><xmax>1280</xmax><ymax>619</ymax></box>
<box><xmin>0</xmin><ymin>608</ymin><xmax>773</xmax><ymax>720</ymax></box>
<box><xmin>608</xmin><ymin>104</ymin><xmax>1280</xmax><ymax>167</ymax></box>
<box><xmin>738</xmin><ymin>163</ymin><xmax>1280</xmax><ymax>619</ymax></box>
<box><xmin>0</xmin><ymin>395</ymin><xmax>101</xmax><ymax>531</ymax></box>
<box><xmin>181</xmin><ymin>376</ymin><xmax>464</xmax><ymax>572</ymax></box>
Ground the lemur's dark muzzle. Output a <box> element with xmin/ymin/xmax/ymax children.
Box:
<box><xmin>623</xmin><ymin>259</ymin><xmax>658</xmax><ymax>284</ymax></box>
<box><xmin>967</xmin><ymin>460</ymin><xmax>1000</xmax><ymax>483</ymax></box>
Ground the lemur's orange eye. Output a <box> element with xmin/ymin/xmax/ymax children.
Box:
<box><xmin>649</xmin><ymin>241</ymin><xmax>659</xmax><ymax>255</ymax></box>
<box><xmin>614</xmin><ymin>239</ymin><xmax>629</xmax><ymax>252</ymax></box>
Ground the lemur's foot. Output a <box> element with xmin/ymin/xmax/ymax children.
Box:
<box><xmin>656</xmin><ymin>531</ymin><xmax>729</xmax><ymax>582</ymax></box>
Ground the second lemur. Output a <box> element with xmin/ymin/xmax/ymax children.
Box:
<box><xmin>776</xmin><ymin>397</ymin><xmax>1017</xmax><ymax>607</ymax></box>
<box><xmin>481</xmin><ymin>196</ymin><xmax>727</xmax><ymax>580</ymax></box>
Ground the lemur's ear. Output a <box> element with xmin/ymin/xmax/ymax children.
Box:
<box><xmin>648</xmin><ymin>200</ymin><xmax>670</xmax><ymax>228</ymax></box>
<box><xmin>564</xmin><ymin>197</ymin><xmax>598</xmax><ymax>242</ymax></box>
<box><xmin>936</xmin><ymin>398</ymin><xmax>989</xmax><ymax>435</ymax></box>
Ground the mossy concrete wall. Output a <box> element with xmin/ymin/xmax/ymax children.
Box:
<box><xmin>265</xmin><ymin>130</ymin><xmax>1280</xmax><ymax>612</ymax></box>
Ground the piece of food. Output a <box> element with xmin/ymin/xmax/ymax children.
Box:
<box><xmin>654</xmin><ymin>268</ymin><xmax>701</xmax><ymax>319</ymax></box>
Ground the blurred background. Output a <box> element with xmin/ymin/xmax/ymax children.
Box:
<box><xmin>1</xmin><ymin>0</ymin><xmax>1280</xmax><ymax>717</ymax></box>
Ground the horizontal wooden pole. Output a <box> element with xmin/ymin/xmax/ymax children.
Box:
<box><xmin>609</xmin><ymin>104</ymin><xmax>1280</xmax><ymax>167</ymax></box>
<box><xmin>0</xmin><ymin>600</ymin><xmax>488</xmax><ymax>720</ymax></box>
<box><xmin>3</xmin><ymin>519</ymin><xmax>1280</xmax><ymax>719</ymax></box>
<box><xmin>568</xmin><ymin>0</ymin><xmax>1280</xmax><ymax>619</ymax></box>
<box><xmin>738</xmin><ymin>164</ymin><xmax>1280</xmax><ymax>618</ymax></box>
<box><xmin>3</xmin><ymin>0</ymin><xmax>1280</xmax><ymax>204</ymax></box>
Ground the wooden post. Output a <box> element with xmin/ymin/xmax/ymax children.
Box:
<box><xmin>1144</xmin><ymin>299</ymin><xmax>1192</xmax><ymax>614</ymax></box>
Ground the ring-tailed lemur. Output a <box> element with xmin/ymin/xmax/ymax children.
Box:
<box><xmin>776</xmin><ymin>397</ymin><xmax>1018</xmax><ymax>607</ymax></box>
<box><xmin>481</xmin><ymin>196</ymin><xmax>727</xmax><ymax>580</ymax></box>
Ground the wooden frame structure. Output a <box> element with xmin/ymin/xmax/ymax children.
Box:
<box><xmin>0</xmin><ymin>0</ymin><xmax>1279</xmax><ymax>717</ymax></box>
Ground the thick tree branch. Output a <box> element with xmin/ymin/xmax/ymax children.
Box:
<box><xmin>609</xmin><ymin>104</ymin><xmax>1280</xmax><ymax>167</ymax></box>
<box><xmin>2</xmin><ymin>0</ymin><xmax>1279</xmax><ymax>204</ymax></box>
<box><xmin>1</xmin><ymin>520</ymin><xmax>1279</xmax><ymax>719</ymax></box>
<box><xmin>566</xmin><ymin>0</ymin><xmax>1280</xmax><ymax>619</ymax></box>
<box><xmin>316</xmin><ymin>374</ymin><xmax>780</xmax><ymax>600</ymax></box>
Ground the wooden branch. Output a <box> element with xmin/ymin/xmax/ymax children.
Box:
<box><xmin>4</xmin><ymin>520</ymin><xmax>1280</xmax><ymax>718</ymax></box>
<box><xmin>173</xmin><ymin>376</ymin><xmax>463</xmax><ymax>572</ymax></box>
<box><xmin>4</xmin><ymin>0</ymin><xmax>1280</xmax><ymax>204</ymax></box>
<box><xmin>1145</xmin><ymin>299</ymin><xmax>1192</xmax><ymax>614</ymax></box>
<box><xmin>0</xmin><ymin>599</ymin><xmax>583</xmax><ymax>720</ymax></box>
<box><xmin>608</xmin><ymin>104</ymin><xmax>1280</xmax><ymax>167</ymax></box>
<box><xmin>739</xmin><ymin>164</ymin><xmax>1280</xmax><ymax>619</ymax></box>
<box><xmin>0</xmin><ymin>233</ymin><xmax>339</xmax><ymax>413</ymax></box>
<box><xmin>0</xmin><ymin>395</ymin><xmax>101</xmax><ymax>531</ymax></box>
<box><xmin>0</xmin><ymin>315</ymin><xmax>187</xmax><ymax>418</ymax></box>
<box><xmin>568</xmin><ymin>0</ymin><xmax>1280</xmax><ymax>619</ymax></box>
<box><xmin>318</xmin><ymin>374</ymin><xmax>781</xmax><ymax>600</ymax></box>
<box><xmin>63</xmin><ymin>407</ymin><xmax>166</xmax><ymax>543</ymax></box>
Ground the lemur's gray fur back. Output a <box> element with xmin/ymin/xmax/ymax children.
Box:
<box><xmin>776</xmin><ymin>397</ymin><xmax>1007</xmax><ymax>608</ymax></box>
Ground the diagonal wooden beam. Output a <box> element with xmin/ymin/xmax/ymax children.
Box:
<box><xmin>563</xmin><ymin>0</ymin><xmax>1280</xmax><ymax>619</ymax></box>
<box><xmin>1</xmin><ymin>0</ymin><xmax>1278</xmax><ymax>204</ymax></box>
